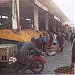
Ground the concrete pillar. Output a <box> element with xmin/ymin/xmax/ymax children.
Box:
<box><xmin>53</xmin><ymin>18</ymin><xmax>56</xmax><ymax>32</ymax></box>
<box><xmin>34</xmin><ymin>5</ymin><xmax>39</xmax><ymax>30</ymax></box>
<box><xmin>12</xmin><ymin>0</ymin><xmax>20</xmax><ymax>30</ymax></box>
<box><xmin>0</xmin><ymin>14</ymin><xmax>2</xmax><ymax>24</ymax></box>
<box><xmin>45</xmin><ymin>12</ymin><xmax>48</xmax><ymax>31</ymax></box>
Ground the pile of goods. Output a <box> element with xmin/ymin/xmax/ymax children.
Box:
<box><xmin>54</xmin><ymin>66</ymin><xmax>74</xmax><ymax>74</ymax></box>
<box><xmin>0</xmin><ymin>29</ymin><xmax>44</xmax><ymax>41</ymax></box>
<box><xmin>49</xmin><ymin>45</ymin><xmax>58</xmax><ymax>52</ymax></box>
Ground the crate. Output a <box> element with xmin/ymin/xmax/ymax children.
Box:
<box><xmin>0</xmin><ymin>44</ymin><xmax>17</xmax><ymax>62</ymax></box>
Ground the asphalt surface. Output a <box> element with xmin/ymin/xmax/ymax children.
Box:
<box><xmin>0</xmin><ymin>41</ymin><xmax>72</xmax><ymax>75</ymax></box>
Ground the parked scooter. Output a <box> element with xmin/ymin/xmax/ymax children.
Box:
<box><xmin>9</xmin><ymin>49</ymin><xmax>45</xmax><ymax>74</ymax></box>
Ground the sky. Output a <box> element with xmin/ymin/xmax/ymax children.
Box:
<box><xmin>53</xmin><ymin>0</ymin><xmax>75</xmax><ymax>27</ymax></box>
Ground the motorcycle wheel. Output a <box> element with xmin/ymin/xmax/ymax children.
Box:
<box><xmin>30</xmin><ymin>59</ymin><xmax>44</xmax><ymax>74</ymax></box>
<box><xmin>13</xmin><ymin>61</ymin><xmax>23</xmax><ymax>73</ymax></box>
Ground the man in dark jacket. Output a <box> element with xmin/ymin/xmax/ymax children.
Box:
<box><xmin>16</xmin><ymin>41</ymin><xmax>37</xmax><ymax>73</ymax></box>
<box><xmin>71</xmin><ymin>39</ymin><xmax>75</xmax><ymax>69</ymax></box>
<box><xmin>72</xmin><ymin>39</ymin><xmax>75</xmax><ymax>63</ymax></box>
<box><xmin>58</xmin><ymin>34</ymin><xmax>64</xmax><ymax>52</ymax></box>
<box><xmin>70</xmin><ymin>33</ymin><xmax>75</xmax><ymax>45</ymax></box>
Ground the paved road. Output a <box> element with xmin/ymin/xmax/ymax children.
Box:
<box><xmin>25</xmin><ymin>41</ymin><xmax>72</xmax><ymax>75</ymax></box>
<box><xmin>0</xmin><ymin>41</ymin><xmax>72</xmax><ymax>75</ymax></box>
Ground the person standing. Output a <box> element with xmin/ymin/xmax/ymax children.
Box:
<box><xmin>38</xmin><ymin>34</ymin><xmax>43</xmax><ymax>50</ymax></box>
<box><xmin>31</xmin><ymin>37</ymin><xmax>36</xmax><ymax>46</ymax></box>
<box><xmin>70</xmin><ymin>33</ymin><xmax>75</xmax><ymax>45</ymax></box>
<box><xmin>58</xmin><ymin>34</ymin><xmax>64</xmax><ymax>52</ymax></box>
<box><xmin>52</xmin><ymin>32</ymin><xmax>57</xmax><ymax>45</ymax></box>
<box><xmin>71</xmin><ymin>39</ymin><xmax>75</xmax><ymax>70</ymax></box>
<box><xmin>49</xmin><ymin>32</ymin><xmax>53</xmax><ymax>46</ymax></box>
<box><xmin>42</xmin><ymin>33</ymin><xmax>47</xmax><ymax>52</ymax></box>
<box><xmin>46</xmin><ymin>31</ymin><xmax>50</xmax><ymax>48</ymax></box>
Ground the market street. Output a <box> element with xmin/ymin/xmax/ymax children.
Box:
<box><xmin>0</xmin><ymin>0</ymin><xmax>74</xmax><ymax>75</ymax></box>
<box><xmin>0</xmin><ymin>41</ymin><xmax>72</xmax><ymax>75</ymax></box>
<box><xmin>26</xmin><ymin>41</ymin><xmax>72</xmax><ymax>74</ymax></box>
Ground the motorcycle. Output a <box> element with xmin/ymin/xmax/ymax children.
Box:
<box><xmin>9</xmin><ymin>49</ymin><xmax>45</xmax><ymax>74</ymax></box>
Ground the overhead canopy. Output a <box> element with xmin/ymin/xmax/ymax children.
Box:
<box><xmin>0</xmin><ymin>0</ymin><xmax>70</xmax><ymax>23</ymax></box>
<box><xmin>38</xmin><ymin>0</ymin><xmax>70</xmax><ymax>22</ymax></box>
